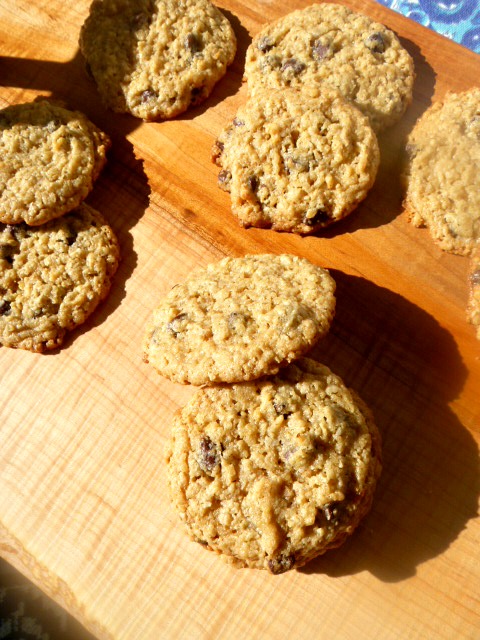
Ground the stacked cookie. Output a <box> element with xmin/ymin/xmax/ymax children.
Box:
<box><xmin>403</xmin><ymin>88</ymin><xmax>480</xmax><ymax>338</ymax></box>
<box><xmin>79</xmin><ymin>0</ymin><xmax>237</xmax><ymax>121</ymax></box>
<box><xmin>212</xmin><ymin>2</ymin><xmax>415</xmax><ymax>234</ymax></box>
<box><xmin>143</xmin><ymin>254</ymin><xmax>382</xmax><ymax>573</ymax></box>
<box><xmin>0</xmin><ymin>99</ymin><xmax>120</xmax><ymax>351</ymax></box>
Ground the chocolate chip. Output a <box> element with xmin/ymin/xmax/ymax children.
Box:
<box><xmin>247</xmin><ymin>175</ymin><xmax>259</xmax><ymax>192</ymax></box>
<box><xmin>217</xmin><ymin>169</ymin><xmax>231</xmax><ymax>190</ymax></box>
<box><xmin>365</xmin><ymin>32</ymin><xmax>387</xmax><ymax>54</ymax></box>
<box><xmin>302</xmin><ymin>209</ymin><xmax>330</xmax><ymax>227</ymax></box>
<box><xmin>141</xmin><ymin>89</ymin><xmax>157</xmax><ymax>103</ymax></box>
<box><xmin>470</xmin><ymin>269</ymin><xmax>480</xmax><ymax>286</ymax></box>
<box><xmin>198</xmin><ymin>436</ymin><xmax>219</xmax><ymax>473</ymax></box>
<box><xmin>323</xmin><ymin>501</ymin><xmax>348</xmax><ymax>526</ymax></box>
<box><xmin>190</xmin><ymin>85</ymin><xmax>206</xmax><ymax>105</ymax></box>
<box><xmin>166</xmin><ymin>312</ymin><xmax>189</xmax><ymax>337</ymax></box>
<box><xmin>0</xmin><ymin>300</ymin><xmax>11</xmax><ymax>316</ymax></box>
<box><xmin>273</xmin><ymin>400</ymin><xmax>292</xmax><ymax>417</ymax></box>
<box><xmin>312</xmin><ymin>40</ymin><xmax>331</xmax><ymax>61</ymax></box>
<box><xmin>267</xmin><ymin>553</ymin><xmax>295</xmax><ymax>574</ymax></box>
<box><xmin>185</xmin><ymin>33</ymin><xmax>202</xmax><ymax>55</ymax></box>
<box><xmin>0</xmin><ymin>245</ymin><xmax>15</xmax><ymax>264</ymax></box>
<box><xmin>281</xmin><ymin>58</ymin><xmax>306</xmax><ymax>75</ymax></box>
<box><xmin>257</xmin><ymin>36</ymin><xmax>274</xmax><ymax>52</ymax></box>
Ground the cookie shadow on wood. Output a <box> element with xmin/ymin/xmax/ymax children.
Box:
<box><xmin>53</xmin><ymin>138</ymin><xmax>151</xmax><ymax>351</ymax></box>
<box><xmin>299</xmin><ymin>271</ymin><xmax>479</xmax><ymax>582</ymax></box>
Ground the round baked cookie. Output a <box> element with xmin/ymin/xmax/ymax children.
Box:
<box><xmin>404</xmin><ymin>89</ymin><xmax>480</xmax><ymax>256</ymax></box>
<box><xmin>143</xmin><ymin>254</ymin><xmax>336</xmax><ymax>384</ymax></box>
<box><xmin>0</xmin><ymin>203</ymin><xmax>120</xmax><ymax>352</ymax></box>
<box><xmin>212</xmin><ymin>86</ymin><xmax>380</xmax><ymax>234</ymax></box>
<box><xmin>244</xmin><ymin>3</ymin><xmax>415</xmax><ymax>132</ymax></box>
<box><xmin>467</xmin><ymin>243</ymin><xmax>480</xmax><ymax>340</ymax></box>
<box><xmin>0</xmin><ymin>99</ymin><xmax>110</xmax><ymax>226</ymax></box>
<box><xmin>166</xmin><ymin>357</ymin><xmax>382</xmax><ymax>573</ymax></box>
<box><xmin>79</xmin><ymin>0</ymin><xmax>237</xmax><ymax>121</ymax></box>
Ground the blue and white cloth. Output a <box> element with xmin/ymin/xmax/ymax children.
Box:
<box><xmin>377</xmin><ymin>0</ymin><xmax>480</xmax><ymax>52</ymax></box>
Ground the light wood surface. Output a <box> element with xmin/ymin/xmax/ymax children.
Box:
<box><xmin>1</xmin><ymin>1</ymin><xmax>479</xmax><ymax>638</ymax></box>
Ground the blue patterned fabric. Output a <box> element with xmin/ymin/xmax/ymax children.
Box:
<box><xmin>377</xmin><ymin>0</ymin><xmax>480</xmax><ymax>52</ymax></box>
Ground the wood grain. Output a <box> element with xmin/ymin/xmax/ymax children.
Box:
<box><xmin>1</xmin><ymin>1</ymin><xmax>479</xmax><ymax>638</ymax></box>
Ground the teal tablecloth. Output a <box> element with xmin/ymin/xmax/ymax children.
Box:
<box><xmin>378</xmin><ymin>0</ymin><xmax>480</xmax><ymax>52</ymax></box>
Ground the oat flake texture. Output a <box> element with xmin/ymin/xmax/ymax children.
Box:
<box><xmin>143</xmin><ymin>254</ymin><xmax>336</xmax><ymax>384</ymax></box>
<box><xmin>166</xmin><ymin>357</ymin><xmax>382</xmax><ymax>573</ymax></box>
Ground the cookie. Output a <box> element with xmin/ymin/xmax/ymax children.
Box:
<box><xmin>212</xmin><ymin>86</ymin><xmax>380</xmax><ymax>234</ymax></box>
<box><xmin>404</xmin><ymin>88</ymin><xmax>480</xmax><ymax>256</ymax></box>
<box><xmin>244</xmin><ymin>3</ymin><xmax>415</xmax><ymax>132</ymax></box>
<box><xmin>143</xmin><ymin>254</ymin><xmax>336</xmax><ymax>384</ymax></box>
<box><xmin>0</xmin><ymin>99</ymin><xmax>110</xmax><ymax>226</ymax></box>
<box><xmin>79</xmin><ymin>0</ymin><xmax>237</xmax><ymax>121</ymax></box>
<box><xmin>0</xmin><ymin>203</ymin><xmax>120</xmax><ymax>352</ymax></box>
<box><xmin>467</xmin><ymin>244</ymin><xmax>480</xmax><ymax>339</ymax></box>
<box><xmin>166</xmin><ymin>357</ymin><xmax>382</xmax><ymax>573</ymax></box>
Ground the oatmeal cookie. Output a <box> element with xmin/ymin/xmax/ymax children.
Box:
<box><xmin>166</xmin><ymin>357</ymin><xmax>382</xmax><ymax>573</ymax></box>
<box><xmin>404</xmin><ymin>88</ymin><xmax>480</xmax><ymax>256</ymax></box>
<box><xmin>143</xmin><ymin>254</ymin><xmax>336</xmax><ymax>384</ymax></box>
<box><xmin>244</xmin><ymin>3</ymin><xmax>414</xmax><ymax>132</ymax></box>
<box><xmin>212</xmin><ymin>86</ymin><xmax>379</xmax><ymax>234</ymax></box>
<box><xmin>0</xmin><ymin>203</ymin><xmax>120</xmax><ymax>352</ymax></box>
<box><xmin>79</xmin><ymin>0</ymin><xmax>237</xmax><ymax>120</ymax></box>
<box><xmin>0</xmin><ymin>99</ymin><xmax>110</xmax><ymax>226</ymax></box>
<box><xmin>467</xmin><ymin>243</ymin><xmax>480</xmax><ymax>339</ymax></box>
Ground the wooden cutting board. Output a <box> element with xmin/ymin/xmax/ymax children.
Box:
<box><xmin>1</xmin><ymin>0</ymin><xmax>479</xmax><ymax>638</ymax></box>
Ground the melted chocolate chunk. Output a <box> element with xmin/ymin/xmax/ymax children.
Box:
<box><xmin>0</xmin><ymin>299</ymin><xmax>12</xmax><ymax>316</ymax></box>
<box><xmin>198</xmin><ymin>436</ymin><xmax>220</xmax><ymax>473</ymax></box>
<box><xmin>185</xmin><ymin>33</ymin><xmax>202</xmax><ymax>54</ymax></box>
<box><xmin>365</xmin><ymin>32</ymin><xmax>387</xmax><ymax>54</ymax></box>
<box><xmin>302</xmin><ymin>209</ymin><xmax>330</xmax><ymax>227</ymax></box>
<box><xmin>273</xmin><ymin>400</ymin><xmax>292</xmax><ymax>417</ymax></box>
<box><xmin>281</xmin><ymin>58</ymin><xmax>306</xmax><ymax>75</ymax></box>
<box><xmin>166</xmin><ymin>312</ymin><xmax>189</xmax><ymax>337</ymax></box>
<box><xmin>217</xmin><ymin>169</ymin><xmax>231</xmax><ymax>190</ymax></box>
<box><xmin>141</xmin><ymin>89</ymin><xmax>157</xmax><ymax>103</ymax></box>
<box><xmin>267</xmin><ymin>553</ymin><xmax>296</xmax><ymax>574</ymax></box>
<box><xmin>247</xmin><ymin>175</ymin><xmax>259</xmax><ymax>192</ymax></box>
<box><xmin>257</xmin><ymin>36</ymin><xmax>274</xmax><ymax>53</ymax></box>
<box><xmin>312</xmin><ymin>40</ymin><xmax>331</xmax><ymax>61</ymax></box>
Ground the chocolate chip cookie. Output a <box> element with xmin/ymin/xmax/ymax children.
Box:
<box><xmin>467</xmin><ymin>243</ymin><xmax>480</xmax><ymax>339</ymax></box>
<box><xmin>143</xmin><ymin>254</ymin><xmax>336</xmax><ymax>384</ymax></box>
<box><xmin>404</xmin><ymin>88</ymin><xmax>480</xmax><ymax>256</ymax></box>
<box><xmin>0</xmin><ymin>99</ymin><xmax>110</xmax><ymax>226</ymax></box>
<box><xmin>244</xmin><ymin>3</ymin><xmax>415</xmax><ymax>132</ymax></box>
<box><xmin>212</xmin><ymin>86</ymin><xmax>379</xmax><ymax>234</ymax></box>
<box><xmin>79</xmin><ymin>0</ymin><xmax>237</xmax><ymax>120</ymax></box>
<box><xmin>166</xmin><ymin>357</ymin><xmax>382</xmax><ymax>573</ymax></box>
<box><xmin>0</xmin><ymin>203</ymin><xmax>120</xmax><ymax>352</ymax></box>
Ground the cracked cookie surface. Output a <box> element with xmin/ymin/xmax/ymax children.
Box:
<box><xmin>404</xmin><ymin>88</ymin><xmax>480</xmax><ymax>256</ymax></box>
<box><xmin>166</xmin><ymin>357</ymin><xmax>382</xmax><ymax>573</ymax></box>
<box><xmin>0</xmin><ymin>99</ymin><xmax>110</xmax><ymax>226</ymax></box>
<box><xmin>212</xmin><ymin>86</ymin><xmax>379</xmax><ymax>234</ymax></box>
<box><xmin>143</xmin><ymin>254</ymin><xmax>336</xmax><ymax>384</ymax></box>
<box><xmin>244</xmin><ymin>3</ymin><xmax>414</xmax><ymax>132</ymax></box>
<box><xmin>0</xmin><ymin>203</ymin><xmax>120</xmax><ymax>352</ymax></box>
<box><xmin>79</xmin><ymin>0</ymin><xmax>237</xmax><ymax>120</ymax></box>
